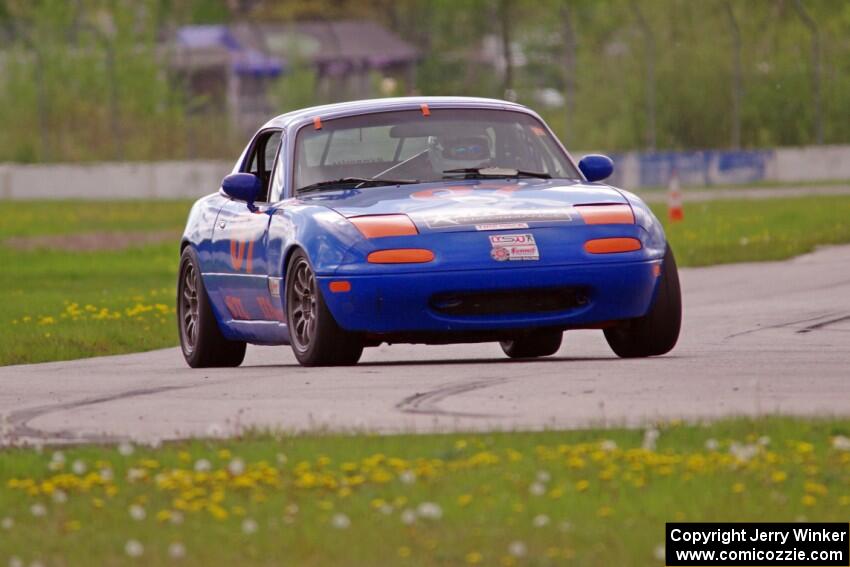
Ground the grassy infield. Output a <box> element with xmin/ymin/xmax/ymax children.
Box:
<box><xmin>2</xmin><ymin>195</ymin><xmax>850</xmax><ymax>565</ymax></box>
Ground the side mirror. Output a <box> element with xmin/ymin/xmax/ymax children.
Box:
<box><xmin>578</xmin><ymin>154</ymin><xmax>614</xmax><ymax>182</ymax></box>
<box><xmin>221</xmin><ymin>173</ymin><xmax>261</xmax><ymax>209</ymax></box>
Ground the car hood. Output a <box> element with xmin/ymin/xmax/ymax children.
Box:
<box><xmin>299</xmin><ymin>178</ymin><xmax>628</xmax><ymax>233</ymax></box>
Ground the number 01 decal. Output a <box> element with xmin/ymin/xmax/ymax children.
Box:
<box><xmin>230</xmin><ymin>240</ymin><xmax>254</xmax><ymax>272</ymax></box>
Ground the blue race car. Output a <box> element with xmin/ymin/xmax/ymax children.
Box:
<box><xmin>177</xmin><ymin>97</ymin><xmax>681</xmax><ymax>367</ymax></box>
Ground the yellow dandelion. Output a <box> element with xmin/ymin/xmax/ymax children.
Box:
<box><xmin>802</xmin><ymin>494</ymin><xmax>817</xmax><ymax>507</ymax></box>
<box><xmin>575</xmin><ymin>479</ymin><xmax>590</xmax><ymax>492</ymax></box>
<box><xmin>398</xmin><ymin>547</ymin><xmax>411</xmax><ymax>558</ymax></box>
<box><xmin>457</xmin><ymin>494</ymin><xmax>473</xmax><ymax>507</ymax></box>
<box><xmin>465</xmin><ymin>551</ymin><xmax>483</xmax><ymax>564</ymax></box>
<box><xmin>732</xmin><ymin>483</ymin><xmax>745</xmax><ymax>494</ymax></box>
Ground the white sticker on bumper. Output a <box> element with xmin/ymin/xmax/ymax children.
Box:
<box><xmin>489</xmin><ymin>233</ymin><xmax>540</xmax><ymax>261</ymax></box>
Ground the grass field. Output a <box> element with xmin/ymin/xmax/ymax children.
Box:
<box><xmin>1</xmin><ymin>418</ymin><xmax>848</xmax><ymax>565</ymax></box>
<box><xmin>3</xmin><ymin>195</ymin><xmax>850</xmax><ymax>366</ymax></box>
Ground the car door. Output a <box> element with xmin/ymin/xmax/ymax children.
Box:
<box><xmin>207</xmin><ymin>129</ymin><xmax>286</xmax><ymax>342</ymax></box>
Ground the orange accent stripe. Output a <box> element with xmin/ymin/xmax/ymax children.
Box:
<box><xmin>652</xmin><ymin>263</ymin><xmax>662</xmax><ymax>277</ymax></box>
<box><xmin>329</xmin><ymin>281</ymin><xmax>351</xmax><ymax>293</ymax></box>
<box><xmin>367</xmin><ymin>249</ymin><xmax>435</xmax><ymax>264</ymax></box>
<box><xmin>349</xmin><ymin>214</ymin><xmax>418</xmax><ymax>238</ymax></box>
<box><xmin>313</xmin><ymin>116</ymin><xmax>322</xmax><ymax>129</ymax></box>
<box><xmin>584</xmin><ymin>237</ymin><xmax>642</xmax><ymax>254</ymax></box>
<box><xmin>420</xmin><ymin>103</ymin><xmax>430</xmax><ymax>116</ymax></box>
<box><xmin>576</xmin><ymin>204</ymin><xmax>634</xmax><ymax>225</ymax></box>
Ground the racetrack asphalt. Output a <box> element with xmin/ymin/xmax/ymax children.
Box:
<box><xmin>1</xmin><ymin>245</ymin><xmax>849</xmax><ymax>446</ymax></box>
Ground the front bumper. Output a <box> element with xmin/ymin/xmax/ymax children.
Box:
<box><xmin>318</xmin><ymin>259</ymin><xmax>661</xmax><ymax>334</ymax></box>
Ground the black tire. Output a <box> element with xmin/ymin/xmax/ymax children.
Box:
<box><xmin>286</xmin><ymin>250</ymin><xmax>363</xmax><ymax>366</ymax></box>
<box><xmin>500</xmin><ymin>329</ymin><xmax>563</xmax><ymax>359</ymax></box>
<box><xmin>604</xmin><ymin>245</ymin><xmax>682</xmax><ymax>358</ymax></box>
<box><xmin>177</xmin><ymin>246</ymin><xmax>247</xmax><ymax>368</ymax></box>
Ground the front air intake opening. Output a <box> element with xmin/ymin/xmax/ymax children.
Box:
<box><xmin>429</xmin><ymin>286</ymin><xmax>590</xmax><ymax>317</ymax></box>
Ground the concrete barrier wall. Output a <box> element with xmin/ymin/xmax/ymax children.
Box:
<box><xmin>582</xmin><ymin>144</ymin><xmax>850</xmax><ymax>189</ymax></box>
<box><xmin>0</xmin><ymin>160</ymin><xmax>233</xmax><ymax>200</ymax></box>
<box><xmin>1</xmin><ymin>144</ymin><xmax>849</xmax><ymax>200</ymax></box>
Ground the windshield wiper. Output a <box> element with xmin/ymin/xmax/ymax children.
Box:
<box><xmin>443</xmin><ymin>167</ymin><xmax>551</xmax><ymax>180</ymax></box>
<box><xmin>297</xmin><ymin>177</ymin><xmax>418</xmax><ymax>194</ymax></box>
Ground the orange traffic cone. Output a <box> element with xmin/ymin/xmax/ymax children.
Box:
<box><xmin>667</xmin><ymin>169</ymin><xmax>684</xmax><ymax>222</ymax></box>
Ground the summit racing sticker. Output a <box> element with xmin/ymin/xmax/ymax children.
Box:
<box><xmin>489</xmin><ymin>233</ymin><xmax>539</xmax><ymax>261</ymax></box>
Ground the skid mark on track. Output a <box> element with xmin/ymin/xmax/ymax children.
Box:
<box><xmin>796</xmin><ymin>314</ymin><xmax>850</xmax><ymax>334</ymax></box>
<box><xmin>3</xmin><ymin>384</ymin><xmax>200</xmax><ymax>444</ymax></box>
<box><xmin>726</xmin><ymin>312</ymin><xmax>849</xmax><ymax>339</ymax></box>
<box><xmin>396</xmin><ymin>377</ymin><xmax>511</xmax><ymax>418</ymax></box>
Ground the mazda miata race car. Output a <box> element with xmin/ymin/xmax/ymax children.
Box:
<box><xmin>177</xmin><ymin>97</ymin><xmax>681</xmax><ymax>367</ymax></box>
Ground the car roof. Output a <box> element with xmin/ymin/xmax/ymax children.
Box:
<box><xmin>261</xmin><ymin>96</ymin><xmax>536</xmax><ymax>132</ymax></box>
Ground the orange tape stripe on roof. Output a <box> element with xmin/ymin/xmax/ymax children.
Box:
<box><xmin>313</xmin><ymin>116</ymin><xmax>322</xmax><ymax>130</ymax></box>
<box><xmin>420</xmin><ymin>103</ymin><xmax>430</xmax><ymax>116</ymax></box>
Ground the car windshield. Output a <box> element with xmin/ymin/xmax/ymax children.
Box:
<box><xmin>294</xmin><ymin>108</ymin><xmax>580</xmax><ymax>194</ymax></box>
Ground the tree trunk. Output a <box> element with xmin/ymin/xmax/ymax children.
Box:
<box><xmin>793</xmin><ymin>0</ymin><xmax>823</xmax><ymax>144</ymax></box>
<box><xmin>724</xmin><ymin>1</ymin><xmax>742</xmax><ymax>149</ymax></box>
<box><xmin>499</xmin><ymin>0</ymin><xmax>513</xmax><ymax>98</ymax></box>
<box><xmin>560</xmin><ymin>2</ymin><xmax>577</xmax><ymax>145</ymax></box>
<box><xmin>631</xmin><ymin>1</ymin><xmax>656</xmax><ymax>151</ymax></box>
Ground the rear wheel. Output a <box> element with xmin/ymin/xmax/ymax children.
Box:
<box><xmin>286</xmin><ymin>250</ymin><xmax>363</xmax><ymax>366</ymax></box>
<box><xmin>500</xmin><ymin>329</ymin><xmax>563</xmax><ymax>359</ymax></box>
<box><xmin>604</xmin><ymin>245</ymin><xmax>681</xmax><ymax>358</ymax></box>
<box><xmin>177</xmin><ymin>246</ymin><xmax>246</xmax><ymax>368</ymax></box>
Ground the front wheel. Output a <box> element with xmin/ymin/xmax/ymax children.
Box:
<box><xmin>286</xmin><ymin>250</ymin><xmax>363</xmax><ymax>367</ymax></box>
<box><xmin>177</xmin><ymin>246</ymin><xmax>246</xmax><ymax>368</ymax></box>
<box><xmin>604</xmin><ymin>245</ymin><xmax>682</xmax><ymax>358</ymax></box>
<box><xmin>500</xmin><ymin>329</ymin><xmax>563</xmax><ymax>359</ymax></box>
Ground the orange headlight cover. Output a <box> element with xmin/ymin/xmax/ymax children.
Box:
<box><xmin>349</xmin><ymin>214</ymin><xmax>419</xmax><ymax>239</ymax></box>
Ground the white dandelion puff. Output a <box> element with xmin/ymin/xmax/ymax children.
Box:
<box><xmin>228</xmin><ymin>458</ymin><xmax>245</xmax><ymax>476</ymax></box>
<box><xmin>30</xmin><ymin>504</ymin><xmax>46</xmax><ymax>517</ymax></box>
<box><xmin>758</xmin><ymin>435</ymin><xmax>771</xmax><ymax>446</ymax></box>
<box><xmin>276</xmin><ymin>453</ymin><xmax>288</xmax><ymax>465</ymax></box>
<box><xmin>379</xmin><ymin>504</ymin><xmax>393</xmax><ymax>515</ymax></box>
<box><xmin>129</xmin><ymin>505</ymin><xmax>146</xmax><ymax>521</ymax></box>
<box><xmin>125</xmin><ymin>540</ymin><xmax>144</xmax><ymax>558</ymax></box>
<box><xmin>535</xmin><ymin>470</ymin><xmax>551</xmax><ymax>483</ymax></box>
<box><xmin>126</xmin><ymin>468</ymin><xmax>145</xmax><ymax>482</ymax></box>
<box><xmin>100</xmin><ymin>468</ymin><xmax>114</xmax><ymax>482</ymax></box>
<box><xmin>416</xmin><ymin>502</ymin><xmax>442</xmax><ymax>520</ymax></box>
<box><xmin>8</xmin><ymin>558</ymin><xmax>23</xmax><ymax>567</ymax></box>
<box><xmin>168</xmin><ymin>542</ymin><xmax>186</xmax><ymax>560</ymax></box>
<box><xmin>241</xmin><ymin>518</ymin><xmax>258</xmax><ymax>534</ymax></box>
<box><xmin>51</xmin><ymin>490</ymin><xmax>67</xmax><ymax>504</ymax></box>
<box><xmin>642</xmin><ymin>429</ymin><xmax>660</xmax><ymax>451</ymax></box>
<box><xmin>1</xmin><ymin>517</ymin><xmax>13</xmax><ymax>530</ymax></box>
<box><xmin>832</xmin><ymin>435</ymin><xmax>850</xmax><ymax>451</ymax></box>
<box><xmin>118</xmin><ymin>442</ymin><xmax>134</xmax><ymax>456</ymax></box>
<box><xmin>654</xmin><ymin>544</ymin><xmax>666</xmax><ymax>560</ymax></box>
<box><xmin>532</xmin><ymin>514</ymin><xmax>550</xmax><ymax>527</ymax></box>
<box><xmin>331</xmin><ymin>513</ymin><xmax>350</xmax><ymax>529</ymax></box>
<box><xmin>529</xmin><ymin>481</ymin><xmax>545</xmax><ymax>496</ymax></box>
<box><xmin>400</xmin><ymin>509</ymin><xmax>416</xmax><ymax>525</ymax></box>
<box><xmin>194</xmin><ymin>459</ymin><xmax>211</xmax><ymax>473</ymax></box>
<box><xmin>398</xmin><ymin>470</ymin><xmax>416</xmax><ymax>484</ymax></box>
<box><xmin>170</xmin><ymin>511</ymin><xmax>184</xmax><ymax>525</ymax></box>
<box><xmin>704</xmin><ymin>438</ymin><xmax>720</xmax><ymax>451</ymax></box>
<box><xmin>508</xmin><ymin>541</ymin><xmax>527</xmax><ymax>557</ymax></box>
<box><xmin>71</xmin><ymin>459</ymin><xmax>87</xmax><ymax>475</ymax></box>
<box><xmin>51</xmin><ymin>451</ymin><xmax>65</xmax><ymax>464</ymax></box>
<box><xmin>600</xmin><ymin>440</ymin><xmax>618</xmax><ymax>452</ymax></box>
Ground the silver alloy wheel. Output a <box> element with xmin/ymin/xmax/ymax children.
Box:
<box><xmin>288</xmin><ymin>257</ymin><xmax>318</xmax><ymax>352</ymax></box>
<box><xmin>179</xmin><ymin>261</ymin><xmax>199</xmax><ymax>354</ymax></box>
